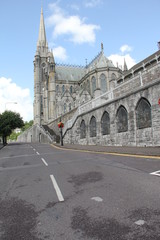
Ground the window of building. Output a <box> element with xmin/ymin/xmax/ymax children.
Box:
<box><xmin>50</xmin><ymin>64</ymin><xmax>54</xmax><ymax>71</ymax></box>
<box><xmin>90</xmin><ymin>116</ymin><xmax>96</xmax><ymax>137</ymax></box>
<box><xmin>56</xmin><ymin>85</ymin><xmax>59</xmax><ymax>92</ymax></box>
<box><xmin>64</xmin><ymin>103</ymin><xmax>66</xmax><ymax>113</ymax></box>
<box><xmin>69</xmin><ymin>103</ymin><xmax>71</xmax><ymax>111</ymax></box>
<box><xmin>136</xmin><ymin>98</ymin><xmax>152</xmax><ymax>129</ymax></box>
<box><xmin>100</xmin><ymin>74</ymin><xmax>107</xmax><ymax>93</ymax></box>
<box><xmin>80</xmin><ymin>120</ymin><xmax>86</xmax><ymax>139</ymax></box>
<box><xmin>70</xmin><ymin>86</ymin><xmax>73</xmax><ymax>94</ymax></box>
<box><xmin>111</xmin><ymin>73</ymin><xmax>116</xmax><ymax>80</ymax></box>
<box><xmin>87</xmin><ymin>79</ymin><xmax>90</xmax><ymax>93</ymax></box>
<box><xmin>91</xmin><ymin>76</ymin><xmax>96</xmax><ymax>94</ymax></box>
<box><xmin>117</xmin><ymin>106</ymin><xmax>128</xmax><ymax>133</ymax></box>
<box><xmin>62</xmin><ymin>85</ymin><xmax>65</xmax><ymax>93</ymax></box>
<box><xmin>40</xmin><ymin>95</ymin><xmax>43</xmax><ymax>115</ymax></box>
<box><xmin>101</xmin><ymin>111</ymin><xmax>110</xmax><ymax>135</ymax></box>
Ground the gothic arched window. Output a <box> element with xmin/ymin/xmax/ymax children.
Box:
<box><xmin>69</xmin><ymin>103</ymin><xmax>71</xmax><ymax>111</ymax></box>
<box><xmin>101</xmin><ymin>111</ymin><xmax>110</xmax><ymax>135</ymax></box>
<box><xmin>111</xmin><ymin>73</ymin><xmax>116</xmax><ymax>80</ymax></box>
<box><xmin>90</xmin><ymin>116</ymin><xmax>97</xmax><ymax>137</ymax></box>
<box><xmin>64</xmin><ymin>103</ymin><xmax>66</xmax><ymax>113</ymax></box>
<box><xmin>100</xmin><ymin>74</ymin><xmax>107</xmax><ymax>93</ymax></box>
<box><xmin>80</xmin><ymin>120</ymin><xmax>86</xmax><ymax>139</ymax></box>
<box><xmin>136</xmin><ymin>98</ymin><xmax>152</xmax><ymax>129</ymax></box>
<box><xmin>117</xmin><ymin>106</ymin><xmax>128</xmax><ymax>133</ymax></box>
<box><xmin>87</xmin><ymin>79</ymin><xmax>90</xmax><ymax>93</ymax></box>
<box><xmin>50</xmin><ymin>64</ymin><xmax>54</xmax><ymax>71</ymax></box>
<box><xmin>91</xmin><ymin>76</ymin><xmax>96</xmax><ymax>94</ymax></box>
<box><xmin>56</xmin><ymin>85</ymin><xmax>59</xmax><ymax>92</ymax></box>
<box><xmin>62</xmin><ymin>85</ymin><xmax>65</xmax><ymax>93</ymax></box>
<box><xmin>70</xmin><ymin>86</ymin><xmax>73</xmax><ymax>94</ymax></box>
<box><xmin>40</xmin><ymin>95</ymin><xmax>43</xmax><ymax>115</ymax></box>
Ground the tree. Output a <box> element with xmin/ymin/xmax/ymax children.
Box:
<box><xmin>9</xmin><ymin>131</ymin><xmax>21</xmax><ymax>141</ymax></box>
<box><xmin>8</xmin><ymin>120</ymin><xmax>33</xmax><ymax>141</ymax></box>
<box><xmin>21</xmin><ymin>120</ymin><xmax>33</xmax><ymax>132</ymax></box>
<box><xmin>0</xmin><ymin>111</ymin><xmax>24</xmax><ymax>145</ymax></box>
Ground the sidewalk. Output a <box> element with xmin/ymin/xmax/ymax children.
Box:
<box><xmin>54</xmin><ymin>143</ymin><xmax>160</xmax><ymax>157</ymax></box>
<box><xmin>0</xmin><ymin>144</ymin><xmax>4</xmax><ymax>150</ymax></box>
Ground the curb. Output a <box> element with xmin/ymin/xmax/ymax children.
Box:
<box><xmin>51</xmin><ymin>144</ymin><xmax>160</xmax><ymax>160</ymax></box>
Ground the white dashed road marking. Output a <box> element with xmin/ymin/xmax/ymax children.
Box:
<box><xmin>36</xmin><ymin>152</ymin><xmax>40</xmax><ymax>155</ymax></box>
<box><xmin>41</xmin><ymin>158</ymin><xmax>48</xmax><ymax>166</ymax></box>
<box><xmin>135</xmin><ymin>220</ymin><xmax>145</xmax><ymax>226</ymax></box>
<box><xmin>150</xmin><ymin>170</ymin><xmax>160</xmax><ymax>177</ymax></box>
<box><xmin>91</xmin><ymin>197</ymin><xmax>103</xmax><ymax>202</ymax></box>
<box><xmin>50</xmin><ymin>175</ymin><xmax>64</xmax><ymax>202</ymax></box>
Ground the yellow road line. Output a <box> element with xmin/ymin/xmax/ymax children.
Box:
<box><xmin>51</xmin><ymin>144</ymin><xmax>160</xmax><ymax>160</ymax></box>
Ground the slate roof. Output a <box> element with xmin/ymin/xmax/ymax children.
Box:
<box><xmin>55</xmin><ymin>65</ymin><xmax>85</xmax><ymax>82</ymax></box>
<box><xmin>55</xmin><ymin>51</ymin><xmax>116</xmax><ymax>82</ymax></box>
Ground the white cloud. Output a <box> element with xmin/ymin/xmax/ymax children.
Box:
<box><xmin>84</xmin><ymin>0</ymin><xmax>103</xmax><ymax>8</ymax></box>
<box><xmin>108</xmin><ymin>45</ymin><xmax>136</xmax><ymax>70</ymax></box>
<box><xmin>0</xmin><ymin>77</ymin><xmax>33</xmax><ymax>122</ymax></box>
<box><xmin>120</xmin><ymin>44</ymin><xmax>132</xmax><ymax>53</ymax></box>
<box><xmin>70</xmin><ymin>4</ymin><xmax>80</xmax><ymax>11</ymax></box>
<box><xmin>46</xmin><ymin>2</ymin><xmax>100</xmax><ymax>44</ymax></box>
<box><xmin>108</xmin><ymin>54</ymin><xmax>136</xmax><ymax>70</ymax></box>
<box><xmin>53</xmin><ymin>46</ymin><xmax>67</xmax><ymax>61</ymax></box>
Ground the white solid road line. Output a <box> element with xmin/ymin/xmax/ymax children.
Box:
<box><xmin>50</xmin><ymin>175</ymin><xmax>64</xmax><ymax>202</ymax></box>
<box><xmin>41</xmin><ymin>158</ymin><xmax>48</xmax><ymax>166</ymax></box>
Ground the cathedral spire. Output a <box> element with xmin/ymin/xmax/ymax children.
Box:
<box><xmin>37</xmin><ymin>7</ymin><xmax>47</xmax><ymax>47</ymax></box>
<box><xmin>123</xmin><ymin>58</ymin><xmax>128</xmax><ymax>72</ymax></box>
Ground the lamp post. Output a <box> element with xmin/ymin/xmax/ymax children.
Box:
<box><xmin>58</xmin><ymin>117</ymin><xmax>64</xmax><ymax>146</ymax></box>
<box><xmin>5</xmin><ymin>102</ymin><xmax>17</xmax><ymax>110</ymax></box>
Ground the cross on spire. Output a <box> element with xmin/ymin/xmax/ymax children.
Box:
<box><xmin>101</xmin><ymin>42</ymin><xmax>104</xmax><ymax>52</ymax></box>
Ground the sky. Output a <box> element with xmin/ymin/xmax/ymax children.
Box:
<box><xmin>0</xmin><ymin>0</ymin><xmax>160</xmax><ymax>121</ymax></box>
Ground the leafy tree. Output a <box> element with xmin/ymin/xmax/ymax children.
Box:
<box><xmin>9</xmin><ymin>131</ymin><xmax>21</xmax><ymax>141</ymax></box>
<box><xmin>22</xmin><ymin>120</ymin><xmax>33</xmax><ymax>132</ymax></box>
<box><xmin>8</xmin><ymin>120</ymin><xmax>33</xmax><ymax>141</ymax></box>
<box><xmin>0</xmin><ymin>111</ymin><xmax>24</xmax><ymax>145</ymax></box>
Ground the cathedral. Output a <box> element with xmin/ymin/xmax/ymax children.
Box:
<box><xmin>18</xmin><ymin>8</ymin><xmax>160</xmax><ymax>146</ymax></box>
<box><xmin>34</xmin><ymin>8</ymin><xmax>126</xmax><ymax>126</ymax></box>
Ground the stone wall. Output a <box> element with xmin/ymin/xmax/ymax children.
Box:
<box><xmin>48</xmin><ymin>107</ymin><xmax>78</xmax><ymax>136</ymax></box>
<box><xmin>63</xmin><ymin>77</ymin><xmax>160</xmax><ymax>147</ymax></box>
<box><xmin>17</xmin><ymin>124</ymin><xmax>53</xmax><ymax>143</ymax></box>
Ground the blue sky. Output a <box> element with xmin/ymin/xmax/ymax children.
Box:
<box><xmin>0</xmin><ymin>0</ymin><xmax>160</xmax><ymax>121</ymax></box>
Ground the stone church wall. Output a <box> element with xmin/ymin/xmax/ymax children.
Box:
<box><xmin>63</xmin><ymin>80</ymin><xmax>160</xmax><ymax>147</ymax></box>
<box><xmin>48</xmin><ymin>107</ymin><xmax>78</xmax><ymax>136</ymax></box>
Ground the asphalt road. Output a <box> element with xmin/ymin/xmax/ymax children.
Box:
<box><xmin>0</xmin><ymin>143</ymin><xmax>160</xmax><ymax>240</ymax></box>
